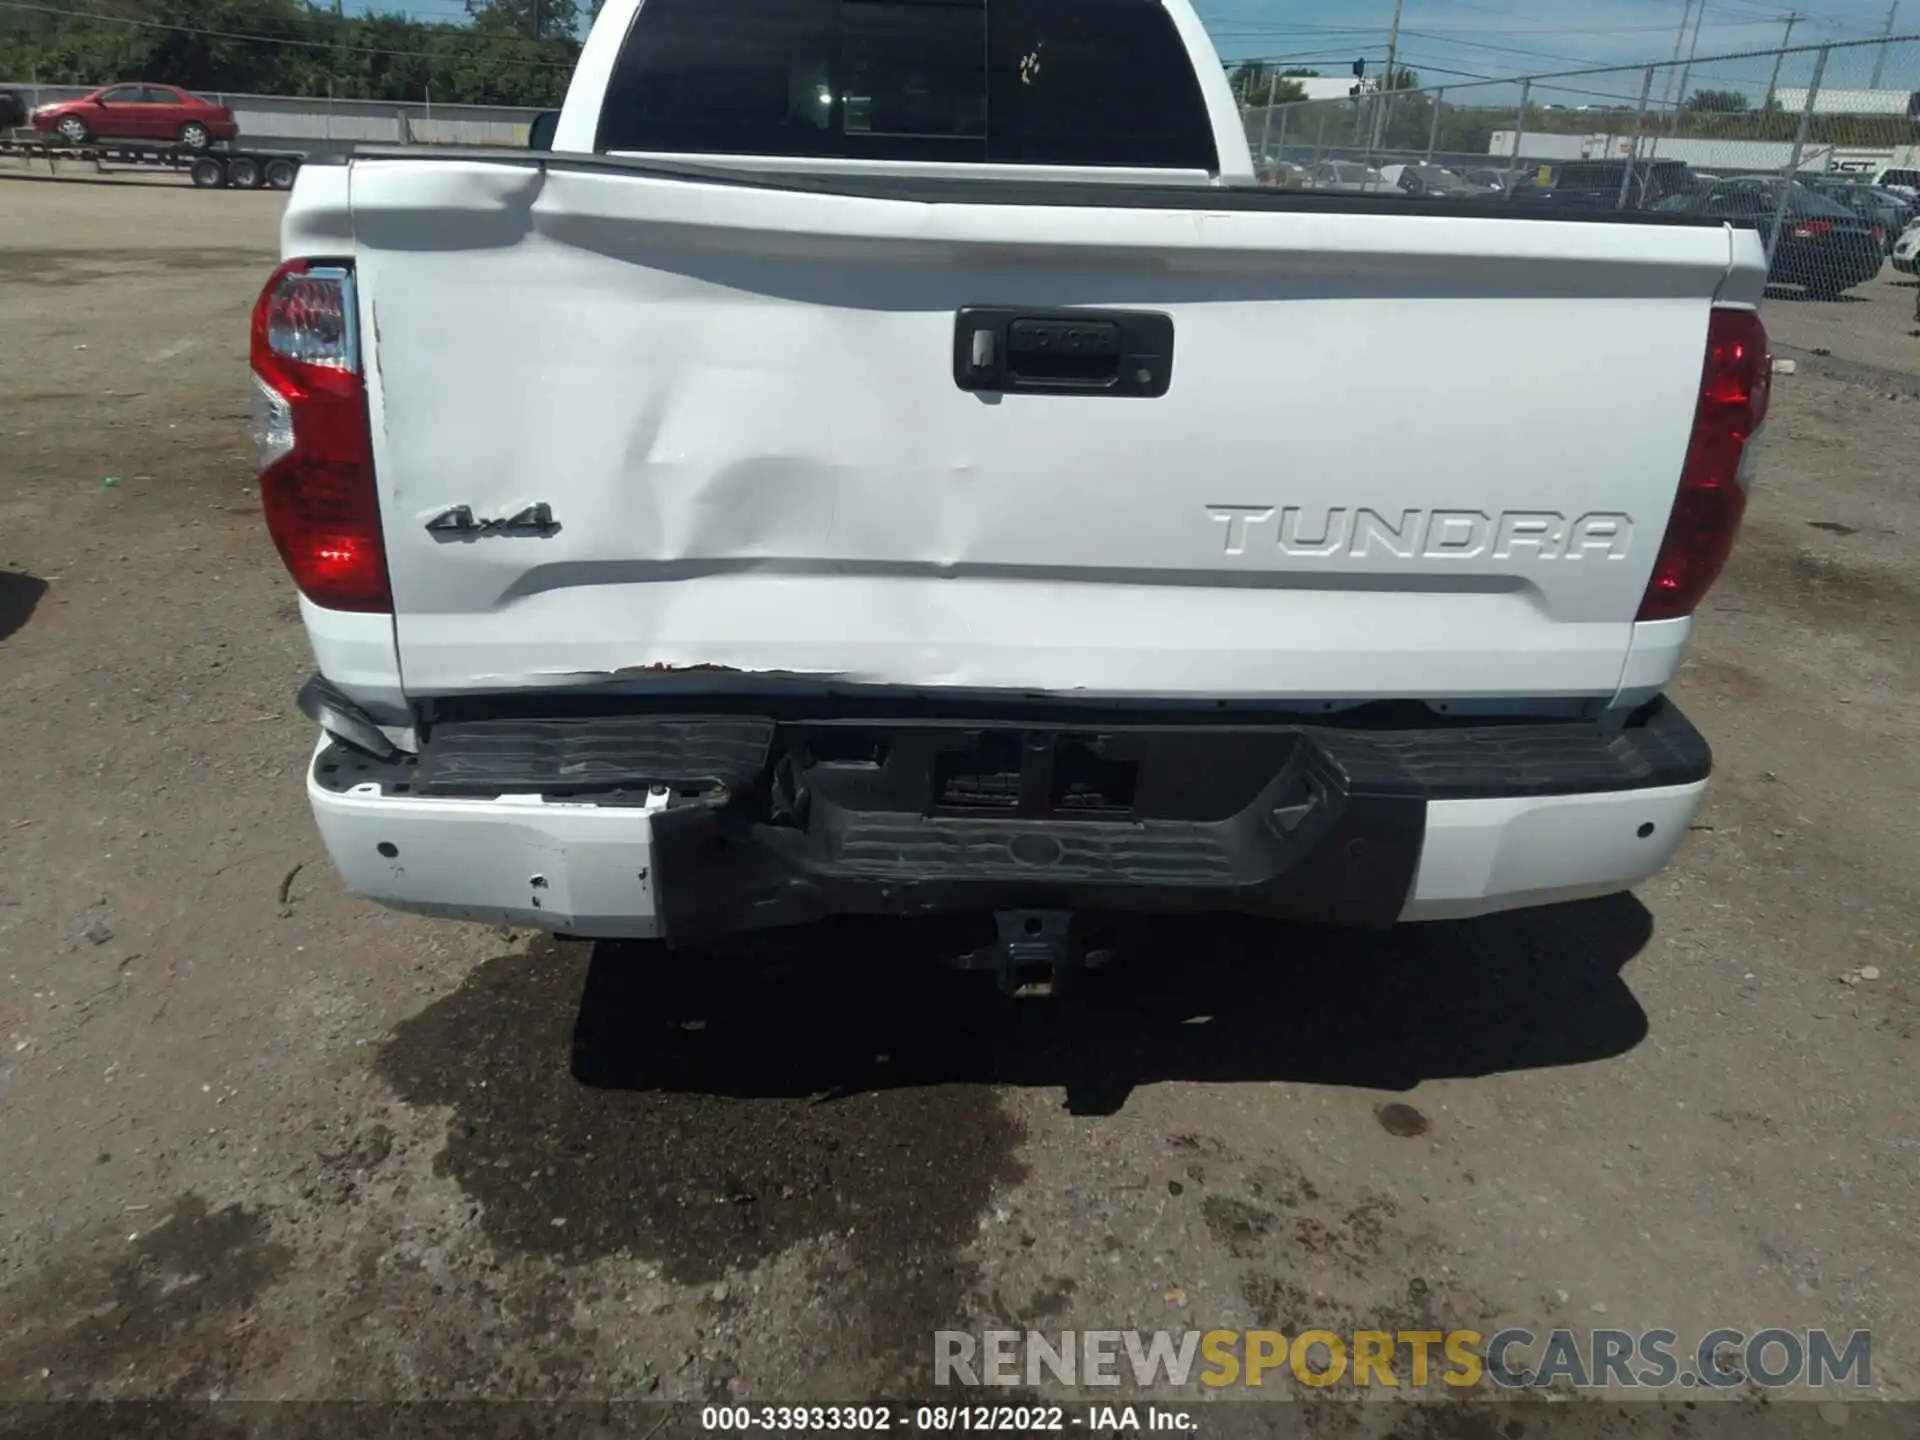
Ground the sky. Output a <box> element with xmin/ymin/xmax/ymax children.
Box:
<box><xmin>1194</xmin><ymin>0</ymin><xmax>1914</xmax><ymax>105</ymax></box>
<box><xmin>350</xmin><ymin>0</ymin><xmax>1918</xmax><ymax>103</ymax></box>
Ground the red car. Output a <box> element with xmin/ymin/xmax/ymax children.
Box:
<box><xmin>32</xmin><ymin>84</ymin><xmax>237</xmax><ymax>151</ymax></box>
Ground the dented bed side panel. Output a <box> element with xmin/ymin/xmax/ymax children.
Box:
<box><xmin>342</xmin><ymin>159</ymin><xmax>1742</xmax><ymax>702</ymax></box>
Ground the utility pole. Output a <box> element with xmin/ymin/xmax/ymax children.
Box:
<box><xmin>1502</xmin><ymin>77</ymin><xmax>1531</xmax><ymax>188</ymax></box>
<box><xmin>1768</xmin><ymin>43</ymin><xmax>1828</xmax><ymax>269</ymax></box>
<box><xmin>1618</xmin><ymin>66</ymin><xmax>1656</xmax><ymax>206</ymax></box>
<box><xmin>1869</xmin><ymin>1</ymin><xmax>1900</xmax><ymax>88</ymax></box>
<box><xmin>1661</xmin><ymin>0</ymin><xmax>1695</xmax><ymax>114</ymax></box>
<box><xmin>1258</xmin><ymin>70</ymin><xmax>1279</xmax><ymax>165</ymax></box>
<box><xmin>1674</xmin><ymin>0</ymin><xmax>1708</xmax><ymax>119</ymax></box>
<box><xmin>1764</xmin><ymin>13</ymin><xmax>1800</xmax><ymax>111</ymax></box>
<box><xmin>1370</xmin><ymin>0</ymin><xmax>1406</xmax><ymax>152</ymax></box>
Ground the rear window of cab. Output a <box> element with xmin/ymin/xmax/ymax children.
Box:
<box><xmin>594</xmin><ymin>0</ymin><xmax>1219</xmax><ymax>171</ymax></box>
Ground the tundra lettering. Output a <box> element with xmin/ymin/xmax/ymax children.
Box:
<box><xmin>1206</xmin><ymin>506</ymin><xmax>1637</xmax><ymax>562</ymax></box>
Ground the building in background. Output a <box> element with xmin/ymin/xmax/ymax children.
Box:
<box><xmin>1772</xmin><ymin>87</ymin><xmax>1920</xmax><ymax>119</ymax></box>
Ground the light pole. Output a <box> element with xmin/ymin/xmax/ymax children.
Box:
<box><xmin>1764</xmin><ymin>13</ymin><xmax>1801</xmax><ymax>112</ymax></box>
<box><xmin>1370</xmin><ymin>0</ymin><xmax>1407</xmax><ymax>151</ymax></box>
<box><xmin>1869</xmin><ymin>2</ymin><xmax>1901</xmax><ymax>89</ymax></box>
<box><xmin>1661</xmin><ymin>0</ymin><xmax>1695</xmax><ymax>116</ymax></box>
<box><xmin>1674</xmin><ymin>1</ymin><xmax>1709</xmax><ymax>118</ymax></box>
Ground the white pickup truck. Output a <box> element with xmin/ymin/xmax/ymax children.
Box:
<box><xmin>258</xmin><ymin>0</ymin><xmax>1771</xmax><ymax>985</ymax></box>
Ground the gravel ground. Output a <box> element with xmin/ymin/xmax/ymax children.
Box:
<box><xmin>1764</xmin><ymin>267</ymin><xmax>1920</xmax><ymax>380</ymax></box>
<box><xmin>0</xmin><ymin>176</ymin><xmax>1916</xmax><ymax>1425</ymax></box>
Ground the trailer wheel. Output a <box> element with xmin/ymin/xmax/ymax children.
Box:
<box><xmin>264</xmin><ymin>157</ymin><xmax>298</xmax><ymax>190</ymax></box>
<box><xmin>189</xmin><ymin>156</ymin><xmax>227</xmax><ymax>188</ymax></box>
<box><xmin>225</xmin><ymin>155</ymin><xmax>263</xmax><ymax>189</ymax></box>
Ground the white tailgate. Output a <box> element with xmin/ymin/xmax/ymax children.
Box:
<box><xmin>344</xmin><ymin>159</ymin><xmax>1741</xmax><ymax>702</ymax></box>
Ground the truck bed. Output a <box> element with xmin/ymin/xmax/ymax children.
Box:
<box><xmin>307</xmin><ymin>144</ymin><xmax>1746</xmax><ymax>219</ymax></box>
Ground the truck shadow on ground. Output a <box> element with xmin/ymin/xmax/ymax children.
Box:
<box><xmin>377</xmin><ymin>896</ymin><xmax>1648</xmax><ymax>1385</ymax></box>
<box><xmin>0</xmin><ymin>569</ymin><xmax>47</xmax><ymax>643</ymax></box>
<box><xmin>569</xmin><ymin>893</ymin><xmax>1654</xmax><ymax>1117</ymax></box>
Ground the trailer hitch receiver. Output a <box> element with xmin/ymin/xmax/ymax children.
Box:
<box><xmin>992</xmin><ymin>909</ymin><xmax>1075</xmax><ymax>998</ymax></box>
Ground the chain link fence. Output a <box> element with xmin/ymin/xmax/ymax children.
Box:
<box><xmin>1238</xmin><ymin>34</ymin><xmax>1920</xmax><ymax>307</ymax></box>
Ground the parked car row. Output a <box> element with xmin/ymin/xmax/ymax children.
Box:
<box><xmin>1254</xmin><ymin>157</ymin><xmax>1511</xmax><ymax>197</ymax></box>
<box><xmin>1252</xmin><ymin>152</ymin><xmax>1905</xmax><ymax>298</ymax></box>
<box><xmin>1800</xmin><ymin>177</ymin><xmax>1920</xmax><ymax>252</ymax></box>
<box><xmin>1507</xmin><ymin>158</ymin><xmax>1699</xmax><ymax>211</ymax></box>
<box><xmin>1649</xmin><ymin>176</ymin><xmax>1889</xmax><ymax>298</ymax></box>
<box><xmin>1255</xmin><ymin>155</ymin><xmax>1697</xmax><ymax>204</ymax></box>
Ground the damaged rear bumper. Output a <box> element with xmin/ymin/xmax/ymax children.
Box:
<box><xmin>305</xmin><ymin>697</ymin><xmax>1711</xmax><ymax>940</ymax></box>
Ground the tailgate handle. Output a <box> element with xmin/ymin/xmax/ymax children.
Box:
<box><xmin>954</xmin><ymin>307</ymin><xmax>1173</xmax><ymax>398</ymax></box>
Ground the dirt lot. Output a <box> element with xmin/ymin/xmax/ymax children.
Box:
<box><xmin>1</xmin><ymin>175</ymin><xmax>1917</xmax><ymax>1426</ymax></box>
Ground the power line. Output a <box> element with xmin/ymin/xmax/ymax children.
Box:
<box><xmin>1209</xmin><ymin>2</ymin><xmax>1892</xmax><ymax>46</ymax></box>
<box><xmin>1419</xmin><ymin>0</ymin><xmax>1844</xmax><ymax>31</ymax></box>
<box><xmin>1395</xmin><ymin>27</ymin><xmax>1650</xmax><ymax>66</ymax></box>
<box><xmin>1206</xmin><ymin>12</ymin><xmax>1820</xmax><ymax>77</ymax></box>
<box><xmin>1376</xmin><ymin>30</ymin><xmax>1920</xmax><ymax>92</ymax></box>
<box><xmin>1210</xmin><ymin>19</ymin><xmax>1791</xmax><ymax>39</ymax></box>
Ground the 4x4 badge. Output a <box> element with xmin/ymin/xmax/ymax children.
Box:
<box><xmin>424</xmin><ymin>503</ymin><xmax>559</xmax><ymax>536</ymax></box>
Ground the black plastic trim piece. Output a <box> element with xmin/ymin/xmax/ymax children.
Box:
<box><xmin>644</xmin><ymin>731</ymin><xmax>1419</xmax><ymax>941</ymax></box>
<box><xmin>410</xmin><ymin>714</ymin><xmax>773</xmax><ymax>797</ymax></box>
<box><xmin>327</xmin><ymin>695</ymin><xmax>1709</xmax><ymax>801</ymax></box>
<box><xmin>1306</xmin><ymin>697</ymin><xmax>1712</xmax><ymax>800</ymax></box>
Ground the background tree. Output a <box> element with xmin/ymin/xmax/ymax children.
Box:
<box><xmin>0</xmin><ymin>0</ymin><xmax>584</xmax><ymax>105</ymax></box>
<box><xmin>1688</xmin><ymin>87</ymin><xmax>1752</xmax><ymax>112</ymax></box>
<box><xmin>464</xmin><ymin>0</ymin><xmax>591</xmax><ymax>43</ymax></box>
<box><xmin>1227</xmin><ymin>60</ymin><xmax>1305</xmax><ymax>107</ymax></box>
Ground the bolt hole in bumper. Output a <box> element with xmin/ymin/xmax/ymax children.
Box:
<box><xmin>306</xmin><ymin>690</ymin><xmax>1711</xmax><ymax>942</ymax></box>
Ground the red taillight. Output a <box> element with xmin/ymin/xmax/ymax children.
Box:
<box><xmin>1787</xmin><ymin>218</ymin><xmax>1835</xmax><ymax>239</ymax></box>
<box><xmin>249</xmin><ymin>258</ymin><xmax>390</xmax><ymax>612</ymax></box>
<box><xmin>1636</xmin><ymin>308</ymin><xmax>1769</xmax><ymax>622</ymax></box>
